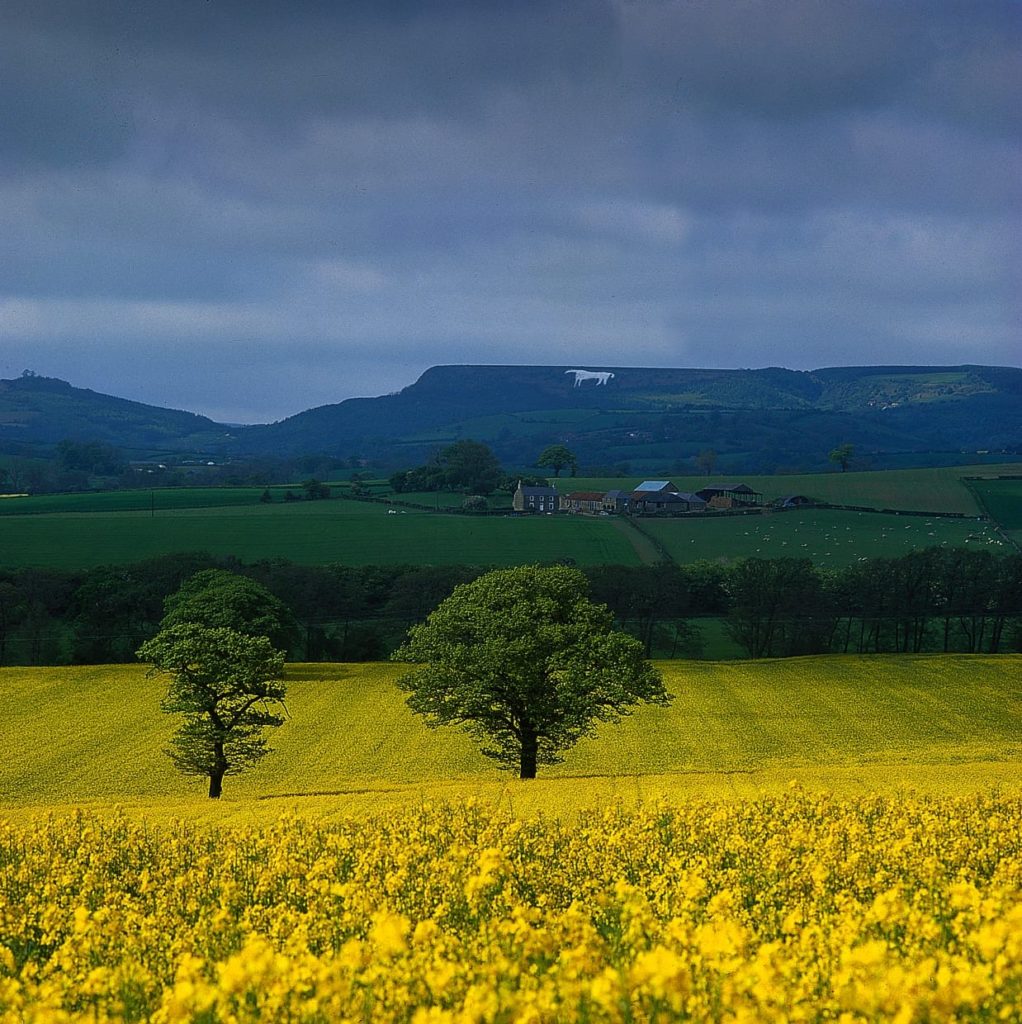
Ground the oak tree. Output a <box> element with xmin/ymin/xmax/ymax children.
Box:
<box><xmin>536</xmin><ymin>444</ymin><xmax>578</xmax><ymax>478</ymax></box>
<box><xmin>393</xmin><ymin>565</ymin><xmax>669</xmax><ymax>778</ymax></box>
<box><xmin>137</xmin><ymin>624</ymin><xmax>287</xmax><ymax>798</ymax></box>
<box><xmin>161</xmin><ymin>569</ymin><xmax>300</xmax><ymax>652</ymax></box>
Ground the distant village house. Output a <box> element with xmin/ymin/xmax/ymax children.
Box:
<box><xmin>513</xmin><ymin>482</ymin><xmax>559</xmax><ymax>513</ymax></box>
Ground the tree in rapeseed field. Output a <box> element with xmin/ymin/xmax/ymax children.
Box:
<box><xmin>137</xmin><ymin>624</ymin><xmax>287</xmax><ymax>798</ymax></box>
<box><xmin>393</xmin><ymin>564</ymin><xmax>669</xmax><ymax>778</ymax></box>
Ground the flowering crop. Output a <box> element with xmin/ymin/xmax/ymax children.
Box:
<box><xmin>1</xmin><ymin>793</ymin><xmax>1020</xmax><ymax>1022</ymax></box>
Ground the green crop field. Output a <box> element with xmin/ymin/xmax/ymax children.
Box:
<box><xmin>970</xmin><ymin>477</ymin><xmax>1022</xmax><ymax>540</ymax></box>
<box><xmin>564</xmin><ymin>462</ymin><xmax>1022</xmax><ymax>514</ymax></box>
<box><xmin>1</xmin><ymin>655</ymin><xmax>1019</xmax><ymax>824</ymax></box>
<box><xmin>0</xmin><ymin>496</ymin><xmax>1006</xmax><ymax>571</ymax></box>
<box><xmin>0</xmin><ymin>485</ymin><xmax>292</xmax><ymax>516</ymax></box>
<box><xmin>638</xmin><ymin>508</ymin><xmax>1005</xmax><ymax>568</ymax></box>
<box><xmin>0</xmin><ymin>499</ymin><xmax>639</xmax><ymax>570</ymax></box>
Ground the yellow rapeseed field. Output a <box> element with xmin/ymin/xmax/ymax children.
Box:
<box><xmin>1</xmin><ymin>793</ymin><xmax>1020</xmax><ymax>1023</ymax></box>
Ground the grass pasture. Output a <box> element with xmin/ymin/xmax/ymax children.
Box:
<box><xmin>0</xmin><ymin>499</ymin><xmax>639</xmax><ymax>570</ymax></box>
<box><xmin>970</xmin><ymin>476</ymin><xmax>1022</xmax><ymax>543</ymax></box>
<box><xmin>639</xmin><ymin>507</ymin><xmax>1005</xmax><ymax>568</ymax></box>
<box><xmin>2</xmin><ymin>655</ymin><xmax>1019</xmax><ymax>824</ymax></box>
<box><xmin>0</xmin><ymin>485</ymin><xmax>290</xmax><ymax>516</ymax></box>
<box><xmin>0</xmin><ymin>492</ymin><xmax>1005</xmax><ymax>572</ymax></box>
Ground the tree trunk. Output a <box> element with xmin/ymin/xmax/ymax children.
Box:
<box><xmin>519</xmin><ymin>727</ymin><xmax>538</xmax><ymax>780</ymax></box>
<box><xmin>208</xmin><ymin>740</ymin><xmax>228</xmax><ymax>799</ymax></box>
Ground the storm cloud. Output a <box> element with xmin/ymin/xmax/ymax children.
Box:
<box><xmin>1</xmin><ymin>0</ymin><xmax>1018</xmax><ymax>422</ymax></box>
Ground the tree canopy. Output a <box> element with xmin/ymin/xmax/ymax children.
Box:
<box><xmin>695</xmin><ymin>448</ymin><xmax>718</xmax><ymax>475</ymax></box>
<box><xmin>161</xmin><ymin>569</ymin><xmax>300</xmax><ymax>652</ymax></box>
<box><xmin>393</xmin><ymin>565</ymin><xmax>669</xmax><ymax>778</ymax></box>
<box><xmin>536</xmin><ymin>444</ymin><xmax>577</xmax><ymax>477</ymax></box>
<box><xmin>137</xmin><ymin>623</ymin><xmax>287</xmax><ymax>798</ymax></box>
<box><xmin>390</xmin><ymin>439</ymin><xmax>503</xmax><ymax>495</ymax></box>
<box><xmin>438</xmin><ymin>439</ymin><xmax>503</xmax><ymax>494</ymax></box>
<box><xmin>829</xmin><ymin>443</ymin><xmax>855</xmax><ymax>472</ymax></box>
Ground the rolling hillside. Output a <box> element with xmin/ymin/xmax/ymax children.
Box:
<box><xmin>2</xmin><ymin>364</ymin><xmax>1020</xmax><ymax>473</ymax></box>
<box><xmin>238</xmin><ymin>363</ymin><xmax>1022</xmax><ymax>470</ymax></box>
<box><xmin>0</xmin><ymin>372</ymin><xmax>227</xmax><ymax>451</ymax></box>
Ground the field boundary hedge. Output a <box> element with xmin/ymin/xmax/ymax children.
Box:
<box><xmin>336</xmin><ymin>491</ymin><xmax>513</xmax><ymax>515</ymax></box>
<box><xmin>815</xmin><ymin>502</ymin><xmax>980</xmax><ymax>519</ymax></box>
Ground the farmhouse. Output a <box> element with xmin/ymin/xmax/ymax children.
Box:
<box><xmin>694</xmin><ymin>482</ymin><xmax>762</xmax><ymax>509</ymax></box>
<box><xmin>513</xmin><ymin>482</ymin><xmax>559</xmax><ymax>513</ymax></box>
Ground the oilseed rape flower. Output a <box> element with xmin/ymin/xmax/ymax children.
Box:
<box><xmin>0</xmin><ymin>795</ymin><xmax>1019</xmax><ymax>1022</ymax></box>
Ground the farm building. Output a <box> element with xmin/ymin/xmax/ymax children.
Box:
<box><xmin>633</xmin><ymin>480</ymin><xmax>681</xmax><ymax>495</ymax></box>
<box><xmin>513</xmin><ymin>482</ymin><xmax>559</xmax><ymax>513</ymax></box>
<box><xmin>694</xmin><ymin>482</ymin><xmax>762</xmax><ymax>508</ymax></box>
<box><xmin>602</xmin><ymin>489</ymin><xmax>630</xmax><ymax>513</ymax></box>
<box><xmin>776</xmin><ymin>494</ymin><xmax>815</xmax><ymax>509</ymax></box>
<box><xmin>562</xmin><ymin>491</ymin><xmax>606</xmax><ymax>514</ymax></box>
<box><xmin>630</xmin><ymin>491</ymin><xmax>706</xmax><ymax>514</ymax></box>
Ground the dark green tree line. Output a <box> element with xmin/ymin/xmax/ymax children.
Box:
<box><xmin>2</xmin><ymin>549</ymin><xmax>1020</xmax><ymax>666</ymax></box>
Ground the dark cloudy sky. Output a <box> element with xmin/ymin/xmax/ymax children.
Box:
<box><xmin>1</xmin><ymin>1</ymin><xmax>1019</xmax><ymax>423</ymax></box>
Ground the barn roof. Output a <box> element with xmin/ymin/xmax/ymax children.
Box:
<box><xmin>634</xmin><ymin>480</ymin><xmax>677</xmax><ymax>493</ymax></box>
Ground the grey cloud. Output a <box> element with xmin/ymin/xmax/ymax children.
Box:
<box><xmin>0</xmin><ymin>0</ymin><xmax>1018</xmax><ymax>421</ymax></box>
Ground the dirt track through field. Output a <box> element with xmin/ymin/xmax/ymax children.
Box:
<box><xmin>610</xmin><ymin>517</ymin><xmax>662</xmax><ymax>564</ymax></box>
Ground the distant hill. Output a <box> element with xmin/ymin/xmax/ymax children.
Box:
<box><xmin>236</xmin><ymin>364</ymin><xmax>1022</xmax><ymax>473</ymax></box>
<box><xmin>2</xmin><ymin>364</ymin><xmax>1020</xmax><ymax>473</ymax></box>
<box><xmin>0</xmin><ymin>372</ymin><xmax>230</xmax><ymax>455</ymax></box>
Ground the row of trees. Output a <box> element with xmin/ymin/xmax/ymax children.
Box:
<box><xmin>726</xmin><ymin>548</ymin><xmax>1022</xmax><ymax>657</ymax></box>
<box><xmin>388</xmin><ymin>439</ymin><xmax>577</xmax><ymax>495</ymax></box>
<box><xmin>0</xmin><ymin>443</ymin><xmax>370</xmax><ymax>496</ymax></box>
<box><xmin>2</xmin><ymin>547</ymin><xmax>1020</xmax><ymax>667</ymax></box>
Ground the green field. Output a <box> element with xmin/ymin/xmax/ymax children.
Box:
<box><xmin>0</xmin><ymin>485</ymin><xmax>289</xmax><ymax>516</ymax></box>
<box><xmin>0</xmin><ymin>499</ymin><xmax>639</xmax><ymax>570</ymax></box>
<box><xmin>0</xmin><ymin>498</ymin><xmax>1006</xmax><ymax>571</ymax></box>
<box><xmin>1</xmin><ymin>463</ymin><xmax>1018</xmax><ymax>570</ymax></box>
<box><xmin>640</xmin><ymin>508</ymin><xmax>1006</xmax><ymax>568</ymax></box>
<box><xmin>970</xmin><ymin>477</ymin><xmax>1022</xmax><ymax>542</ymax></box>
<box><xmin>2</xmin><ymin>655</ymin><xmax>1019</xmax><ymax>823</ymax></box>
<box><xmin>564</xmin><ymin>462</ymin><xmax>1022</xmax><ymax>514</ymax></box>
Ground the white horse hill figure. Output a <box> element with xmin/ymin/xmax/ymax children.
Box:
<box><xmin>566</xmin><ymin>369</ymin><xmax>615</xmax><ymax>387</ymax></box>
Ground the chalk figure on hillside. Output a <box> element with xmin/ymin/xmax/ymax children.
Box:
<box><xmin>566</xmin><ymin>369</ymin><xmax>614</xmax><ymax>387</ymax></box>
